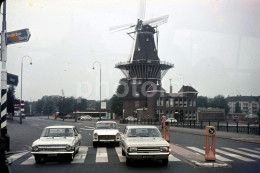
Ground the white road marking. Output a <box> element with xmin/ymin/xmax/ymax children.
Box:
<box><xmin>21</xmin><ymin>155</ymin><xmax>34</xmax><ymax>165</ymax></box>
<box><xmin>96</xmin><ymin>147</ymin><xmax>108</xmax><ymax>163</ymax></box>
<box><xmin>216</xmin><ymin>149</ymin><xmax>256</xmax><ymax>162</ymax></box>
<box><xmin>187</xmin><ymin>147</ymin><xmax>232</xmax><ymax>162</ymax></box>
<box><xmin>239</xmin><ymin>148</ymin><xmax>260</xmax><ymax>155</ymax></box>
<box><xmin>168</xmin><ymin>154</ymin><xmax>181</xmax><ymax>161</ymax></box>
<box><xmin>222</xmin><ymin>147</ymin><xmax>260</xmax><ymax>159</ymax></box>
<box><xmin>115</xmin><ymin>147</ymin><xmax>126</xmax><ymax>162</ymax></box>
<box><xmin>72</xmin><ymin>146</ymin><xmax>88</xmax><ymax>163</ymax></box>
<box><xmin>7</xmin><ymin>151</ymin><xmax>29</xmax><ymax>163</ymax></box>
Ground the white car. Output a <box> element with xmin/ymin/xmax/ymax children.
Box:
<box><xmin>166</xmin><ymin>118</ymin><xmax>177</xmax><ymax>123</ymax></box>
<box><xmin>120</xmin><ymin>126</ymin><xmax>170</xmax><ymax>166</ymax></box>
<box><xmin>93</xmin><ymin>121</ymin><xmax>120</xmax><ymax>147</ymax></box>
<box><xmin>79</xmin><ymin>115</ymin><xmax>92</xmax><ymax>121</ymax></box>
<box><xmin>125</xmin><ymin>116</ymin><xmax>138</xmax><ymax>121</ymax></box>
<box><xmin>31</xmin><ymin>125</ymin><xmax>82</xmax><ymax>163</ymax></box>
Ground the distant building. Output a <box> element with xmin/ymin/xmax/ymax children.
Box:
<box><xmin>227</xmin><ymin>96</ymin><xmax>260</xmax><ymax>115</ymax></box>
<box><xmin>128</xmin><ymin>85</ymin><xmax>198</xmax><ymax>122</ymax></box>
<box><xmin>197</xmin><ymin>108</ymin><xmax>225</xmax><ymax>121</ymax></box>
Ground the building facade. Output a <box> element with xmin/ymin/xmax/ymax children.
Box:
<box><xmin>227</xmin><ymin>96</ymin><xmax>260</xmax><ymax>115</ymax></box>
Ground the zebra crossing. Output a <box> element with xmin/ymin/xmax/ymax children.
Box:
<box><xmin>7</xmin><ymin>146</ymin><xmax>260</xmax><ymax>166</ymax></box>
<box><xmin>187</xmin><ymin>146</ymin><xmax>260</xmax><ymax>162</ymax></box>
<box><xmin>7</xmin><ymin>146</ymin><xmax>181</xmax><ymax>165</ymax></box>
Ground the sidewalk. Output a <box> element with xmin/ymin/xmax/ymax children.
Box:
<box><xmin>170</xmin><ymin>126</ymin><xmax>260</xmax><ymax>144</ymax></box>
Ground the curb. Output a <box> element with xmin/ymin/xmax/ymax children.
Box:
<box><xmin>170</xmin><ymin>128</ymin><xmax>260</xmax><ymax>144</ymax></box>
<box><xmin>191</xmin><ymin>161</ymin><xmax>231</xmax><ymax>168</ymax></box>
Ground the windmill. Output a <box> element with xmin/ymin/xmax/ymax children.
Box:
<box><xmin>113</xmin><ymin>0</ymin><xmax>174</xmax><ymax>119</ymax></box>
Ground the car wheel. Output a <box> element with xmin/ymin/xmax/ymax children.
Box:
<box><xmin>122</xmin><ymin>148</ymin><xmax>125</xmax><ymax>156</ymax></box>
<box><xmin>126</xmin><ymin>157</ymin><xmax>132</xmax><ymax>166</ymax></box>
<box><xmin>34</xmin><ymin>155</ymin><xmax>42</xmax><ymax>164</ymax></box>
<box><xmin>67</xmin><ymin>153</ymin><xmax>74</xmax><ymax>162</ymax></box>
<box><xmin>162</xmin><ymin>158</ymin><xmax>168</xmax><ymax>166</ymax></box>
<box><xmin>93</xmin><ymin>142</ymin><xmax>98</xmax><ymax>147</ymax></box>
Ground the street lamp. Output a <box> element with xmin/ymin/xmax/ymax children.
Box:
<box><xmin>20</xmin><ymin>55</ymin><xmax>32</xmax><ymax>124</ymax></box>
<box><xmin>92</xmin><ymin>61</ymin><xmax>101</xmax><ymax>120</ymax></box>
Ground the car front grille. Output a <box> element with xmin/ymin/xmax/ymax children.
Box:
<box><xmin>98</xmin><ymin>135</ymin><xmax>115</xmax><ymax>140</ymax></box>
<box><xmin>137</xmin><ymin>147</ymin><xmax>161</xmax><ymax>153</ymax></box>
<box><xmin>38</xmin><ymin>145</ymin><xmax>67</xmax><ymax>152</ymax></box>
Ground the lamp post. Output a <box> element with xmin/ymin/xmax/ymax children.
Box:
<box><xmin>20</xmin><ymin>55</ymin><xmax>32</xmax><ymax>124</ymax></box>
<box><xmin>92</xmin><ymin>61</ymin><xmax>101</xmax><ymax>120</ymax></box>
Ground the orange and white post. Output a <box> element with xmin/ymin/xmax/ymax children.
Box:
<box><xmin>163</xmin><ymin>122</ymin><xmax>170</xmax><ymax>143</ymax></box>
<box><xmin>205</xmin><ymin>126</ymin><xmax>216</xmax><ymax>161</ymax></box>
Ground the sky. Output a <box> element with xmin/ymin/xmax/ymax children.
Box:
<box><xmin>2</xmin><ymin>0</ymin><xmax>260</xmax><ymax>101</ymax></box>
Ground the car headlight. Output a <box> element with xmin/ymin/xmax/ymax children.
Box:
<box><xmin>128</xmin><ymin>147</ymin><xmax>137</xmax><ymax>153</ymax></box>
<box><xmin>32</xmin><ymin>145</ymin><xmax>39</xmax><ymax>151</ymax></box>
<box><xmin>116</xmin><ymin>133</ymin><xmax>120</xmax><ymax>137</ymax></box>
<box><xmin>66</xmin><ymin>145</ymin><xmax>72</xmax><ymax>151</ymax></box>
<box><xmin>94</xmin><ymin>133</ymin><xmax>98</xmax><ymax>138</ymax></box>
<box><xmin>160</xmin><ymin>147</ymin><xmax>169</xmax><ymax>152</ymax></box>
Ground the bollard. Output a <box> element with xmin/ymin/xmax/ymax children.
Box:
<box><xmin>163</xmin><ymin>122</ymin><xmax>170</xmax><ymax>143</ymax></box>
<box><xmin>205</xmin><ymin>126</ymin><xmax>216</xmax><ymax>161</ymax></box>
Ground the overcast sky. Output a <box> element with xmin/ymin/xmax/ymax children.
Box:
<box><xmin>3</xmin><ymin>0</ymin><xmax>260</xmax><ymax>101</ymax></box>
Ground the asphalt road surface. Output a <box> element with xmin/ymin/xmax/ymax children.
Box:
<box><xmin>5</xmin><ymin>116</ymin><xmax>260</xmax><ymax>173</ymax></box>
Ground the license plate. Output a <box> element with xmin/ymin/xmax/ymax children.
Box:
<box><xmin>143</xmin><ymin>156</ymin><xmax>154</xmax><ymax>159</ymax></box>
<box><xmin>47</xmin><ymin>154</ymin><xmax>57</xmax><ymax>157</ymax></box>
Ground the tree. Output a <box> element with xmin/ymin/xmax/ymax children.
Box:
<box><xmin>234</xmin><ymin>102</ymin><xmax>242</xmax><ymax>113</ymax></box>
<box><xmin>208</xmin><ymin>95</ymin><xmax>230</xmax><ymax>113</ymax></box>
<box><xmin>7</xmin><ymin>86</ymin><xmax>16</xmax><ymax>115</ymax></box>
<box><xmin>109</xmin><ymin>78</ymin><xmax>127</xmax><ymax>117</ymax></box>
<box><xmin>197</xmin><ymin>96</ymin><xmax>208</xmax><ymax>108</ymax></box>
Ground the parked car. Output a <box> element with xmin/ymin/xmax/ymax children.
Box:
<box><xmin>120</xmin><ymin>125</ymin><xmax>170</xmax><ymax>166</ymax></box>
<box><xmin>93</xmin><ymin>121</ymin><xmax>120</xmax><ymax>147</ymax></box>
<box><xmin>7</xmin><ymin>114</ymin><xmax>13</xmax><ymax>120</ymax></box>
<box><xmin>166</xmin><ymin>118</ymin><xmax>177</xmax><ymax>123</ymax></box>
<box><xmin>79</xmin><ymin>115</ymin><xmax>92</xmax><ymax>121</ymax></box>
<box><xmin>65</xmin><ymin>114</ymin><xmax>72</xmax><ymax>119</ymax></box>
<box><xmin>31</xmin><ymin>125</ymin><xmax>82</xmax><ymax>163</ymax></box>
<box><xmin>125</xmin><ymin>116</ymin><xmax>138</xmax><ymax>121</ymax></box>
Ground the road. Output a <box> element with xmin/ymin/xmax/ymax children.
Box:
<box><xmin>5</xmin><ymin>116</ymin><xmax>260</xmax><ymax>173</ymax></box>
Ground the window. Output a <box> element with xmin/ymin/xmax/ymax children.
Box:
<box><xmin>170</xmin><ymin>98</ymin><xmax>174</xmax><ymax>107</ymax></box>
<box><xmin>135</xmin><ymin>101</ymin><xmax>140</xmax><ymax>108</ymax></box>
<box><xmin>166</xmin><ymin>99</ymin><xmax>169</xmax><ymax>107</ymax></box>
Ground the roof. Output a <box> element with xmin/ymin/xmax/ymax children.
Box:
<box><xmin>96</xmin><ymin>121</ymin><xmax>117</xmax><ymax>124</ymax></box>
<box><xmin>45</xmin><ymin>125</ymin><xmax>75</xmax><ymax>129</ymax></box>
<box><xmin>178</xmin><ymin>85</ymin><xmax>198</xmax><ymax>93</ymax></box>
<box><xmin>227</xmin><ymin>96</ymin><xmax>260</xmax><ymax>102</ymax></box>
<box><xmin>126</xmin><ymin>125</ymin><xmax>159</xmax><ymax>129</ymax></box>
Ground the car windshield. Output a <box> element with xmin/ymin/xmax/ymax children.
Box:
<box><xmin>127</xmin><ymin>128</ymin><xmax>162</xmax><ymax>137</ymax></box>
<box><xmin>41</xmin><ymin>128</ymin><xmax>74</xmax><ymax>137</ymax></box>
<box><xmin>96</xmin><ymin>123</ymin><xmax>116</xmax><ymax>129</ymax></box>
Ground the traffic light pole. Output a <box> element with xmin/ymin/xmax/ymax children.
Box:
<box><xmin>0</xmin><ymin>1</ymin><xmax>10</xmax><ymax>172</ymax></box>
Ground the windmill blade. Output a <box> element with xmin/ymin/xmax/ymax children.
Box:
<box><xmin>142</xmin><ymin>15</ymin><xmax>169</xmax><ymax>27</ymax></box>
<box><xmin>109</xmin><ymin>23</ymin><xmax>135</xmax><ymax>33</ymax></box>
<box><xmin>137</xmin><ymin>0</ymin><xmax>146</xmax><ymax>20</ymax></box>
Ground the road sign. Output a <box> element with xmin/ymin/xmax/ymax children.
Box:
<box><xmin>101</xmin><ymin>102</ymin><xmax>107</xmax><ymax>109</ymax></box>
<box><xmin>7</xmin><ymin>73</ymin><xmax>19</xmax><ymax>86</ymax></box>
<box><xmin>209</xmin><ymin>128</ymin><xmax>215</xmax><ymax>135</ymax></box>
<box><xmin>6</xmin><ymin>28</ymin><xmax>31</xmax><ymax>45</ymax></box>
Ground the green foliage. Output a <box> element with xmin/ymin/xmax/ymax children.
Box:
<box><xmin>234</xmin><ymin>102</ymin><xmax>242</xmax><ymax>113</ymax></box>
<box><xmin>197</xmin><ymin>96</ymin><xmax>208</xmax><ymax>108</ymax></box>
<box><xmin>197</xmin><ymin>95</ymin><xmax>230</xmax><ymax>113</ymax></box>
<box><xmin>109</xmin><ymin>78</ymin><xmax>127</xmax><ymax>117</ymax></box>
<box><xmin>29</xmin><ymin>96</ymin><xmax>97</xmax><ymax>115</ymax></box>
